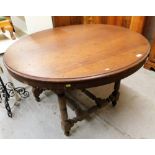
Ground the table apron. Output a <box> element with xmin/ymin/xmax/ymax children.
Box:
<box><xmin>7</xmin><ymin>58</ymin><xmax>146</xmax><ymax>90</ymax></box>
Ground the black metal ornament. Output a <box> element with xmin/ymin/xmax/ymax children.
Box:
<box><xmin>0</xmin><ymin>77</ymin><xmax>29</xmax><ymax>117</ymax></box>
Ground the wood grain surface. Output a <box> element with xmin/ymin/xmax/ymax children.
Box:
<box><xmin>4</xmin><ymin>24</ymin><xmax>150</xmax><ymax>84</ymax></box>
<box><xmin>53</xmin><ymin>16</ymin><xmax>145</xmax><ymax>33</ymax></box>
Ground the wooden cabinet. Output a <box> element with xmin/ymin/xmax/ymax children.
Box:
<box><xmin>52</xmin><ymin>16</ymin><xmax>83</xmax><ymax>27</ymax></box>
<box><xmin>52</xmin><ymin>16</ymin><xmax>145</xmax><ymax>33</ymax></box>
<box><xmin>144</xmin><ymin>39</ymin><xmax>155</xmax><ymax>70</ymax></box>
<box><xmin>143</xmin><ymin>16</ymin><xmax>155</xmax><ymax>70</ymax></box>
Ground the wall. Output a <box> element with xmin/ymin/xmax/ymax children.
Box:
<box><xmin>11</xmin><ymin>16</ymin><xmax>27</xmax><ymax>34</ymax></box>
<box><xmin>11</xmin><ymin>16</ymin><xmax>53</xmax><ymax>34</ymax></box>
<box><xmin>25</xmin><ymin>16</ymin><xmax>53</xmax><ymax>34</ymax></box>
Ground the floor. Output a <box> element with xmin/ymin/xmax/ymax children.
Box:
<box><xmin>0</xmin><ymin>29</ymin><xmax>24</xmax><ymax>54</ymax></box>
<box><xmin>0</xmin><ymin>32</ymin><xmax>155</xmax><ymax>139</ymax></box>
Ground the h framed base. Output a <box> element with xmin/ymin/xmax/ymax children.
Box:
<box><xmin>32</xmin><ymin>80</ymin><xmax>120</xmax><ymax>136</ymax></box>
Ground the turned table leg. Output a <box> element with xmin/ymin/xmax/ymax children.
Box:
<box><xmin>32</xmin><ymin>87</ymin><xmax>43</xmax><ymax>102</ymax></box>
<box><xmin>9</xmin><ymin>31</ymin><xmax>16</xmax><ymax>40</ymax></box>
<box><xmin>1</xmin><ymin>27</ymin><xmax>5</xmax><ymax>33</ymax></box>
<box><xmin>57</xmin><ymin>92</ymin><xmax>73</xmax><ymax>136</ymax></box>
<box><xmin>112</xmin><ymin>80</ymin><xmax>121</xmax><ymax>106</ymax></box>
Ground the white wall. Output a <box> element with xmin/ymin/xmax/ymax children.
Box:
<box><xmin>25</xmin><ymin>16</ymin><xmax>53</xmax><ymax>34</ymax></box>
<box><xmin>11</xmin><ymin>16</ymin><xmax>27</xmax><ymax>34</ymax></box>
<box><xmin>11</xmin><ymin>16</ymin><xmax>53</xmax><ymax>34</ymax></box>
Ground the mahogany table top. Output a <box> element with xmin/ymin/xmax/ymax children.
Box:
<box><xmin>4</xmin><ymin>24</ymin><xmax>150</xmax><ymax>88</ymax></box>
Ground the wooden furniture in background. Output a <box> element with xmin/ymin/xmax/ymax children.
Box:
<box><xmin>144</xmin><ymin>39</ymin><xmax>155</xmax><ymax>70</ymax></box>
<box><xmin>4</xmin><ymin>24</ymin><xmax>150</xmax><ymax>136</ymax></box>
<box><xmin>143</xmin><ymin>16</ymin><xmax>155</xmax><ymax>70</ymax></box>
<box><xmin>52</xmin><ymin>16</ymin><xmax>146</xmax><ymax>33</ymax></box>
<box><xmin>0</xmin><ymin>16</ymin><xmax>16</xmax><ymax>40</ymax></box>
<box><xmin>52</xmin><ymin>16</ymin><xmax>83</xmax><ymax>27</ymax></box>
<box><xmin>129</xmin><ymin>16</ymin><xmax>145</xmax><ymax>33</ymax></box>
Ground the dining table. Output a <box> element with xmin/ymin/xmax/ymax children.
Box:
<box><xmin>4</xmin><ymin>24</ymin><xmax>150</xmax><ymax>136</ymax></box>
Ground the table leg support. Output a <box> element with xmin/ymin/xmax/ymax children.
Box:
<box><xmin>57</xmin><ymin>92</ymin><xmax>73</xmax><ymax>136</ymax></box>
<box><xmin>52</xmin><ymin>80</ymin><xmax>121</xmax><ymax>136</ymax></box>
<box><xmin>112</xmin><ymin>80</ymin><xmax>121</xmax><ymax>106</ymax></box>
<box><xmin>9</xmin><ymin>31</ymin><xmax>16</xmax><ymax>40</ymax></box>
<box><xmin>1</xmin><ymin>27</ymin><xmax>5</xmax><ymax>33</ymax></box>
<box><xmin>32</xmin><ymin>87</ymin><xmax>43</xmax><ymax>102</ymax></box>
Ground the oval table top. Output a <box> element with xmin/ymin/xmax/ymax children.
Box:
<box><xmin>4</xmin><ymin>24</ymin><xmax>150</xmax><ymax>88</ymax></box>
